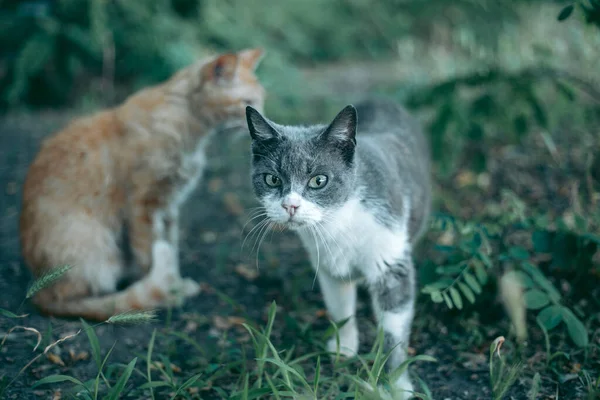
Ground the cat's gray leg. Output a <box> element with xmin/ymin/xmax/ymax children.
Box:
<box><xmin>318</xmin><ymin>272</ymin><xmax>359</xmax><ymax>357</ymax></box>
<box><xmin>368</xmin><ymin>254</ymin><xmax>416</xmax><ymax>397</ymax></box>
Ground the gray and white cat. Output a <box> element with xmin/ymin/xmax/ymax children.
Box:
<box><xmin>245</xmin><ymin>98</ymin><xmax>431</xmax><ymax>397</ymax></box>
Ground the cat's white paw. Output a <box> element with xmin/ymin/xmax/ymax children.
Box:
<box><xmin>384</xmin><ymin>373</ymin><xmax>414</xmax><ymax>400</ymax></box>
<box><xmin>326</xmin><ymin>333</ymin><xmax>359</xmax><ymax>358</ymax></box>
<box><xmin>163</xmin><ymin>277</ymin><xmax>201</xmax><ymax>306</ymax></box>
<box><xmin>179</xmin><ymin>278</ymin><xmax>202</xmax><ymax>298</ymax></box>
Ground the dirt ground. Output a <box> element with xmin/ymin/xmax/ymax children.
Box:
<box><xmin>0</xmin><ymin>104</ymin><xmax>598</xmax><ymax>399</ymax></box>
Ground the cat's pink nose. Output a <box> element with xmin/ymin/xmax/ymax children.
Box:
<box><xmin>282</xmin><ymin>203</ymin><xmax>299</xmax><ymax>217</ymax></box>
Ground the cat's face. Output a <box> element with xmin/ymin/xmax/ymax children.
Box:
<box><xmin>191</xmin><ymin>48</ymin><xmax>266</xmax><ymax>130</ymax></box>
<box><xmin>247</xmin><ymin>106</ymin><xmax>358</xmax><ymax>229</ymax></box>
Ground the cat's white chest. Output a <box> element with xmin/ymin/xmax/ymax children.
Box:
<box><xmin>171</xmin><ymin>142</ymin><xmax>208</xmax><ymax>209</ymax></box>
<box><xmin>298</xmin><ymin>198</ymin><xmax>409</xmax><ymax>283</ymax></box>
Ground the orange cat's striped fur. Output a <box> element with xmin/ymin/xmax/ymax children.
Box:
<box><xmin>20</xmin><ymin>48</ymin><xmax>266</xmax><ymax>320</ymax></box>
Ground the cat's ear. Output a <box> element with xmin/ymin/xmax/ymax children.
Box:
<box><xmin>321</xmin><ymin>105</ymin><xmax>357</xmax><ymax>145</ymax></box>
<box><xmin>246</xmin><ymin>106</ymin><xmax>280</xmax><ymax>141</ymax></box>
<box><xmin>202</xmin><ymin>53</ymin><xmax>239</xmax><ymax>83</ymax></box>
<box><xmin>238</xmin><ymin>48</ymin><xmax>265</xmax><ymax>71</ymax></box>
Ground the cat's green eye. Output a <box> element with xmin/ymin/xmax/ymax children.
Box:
<box><xmin>308</xmin><ymin>174</ymin><xmax>328</xmax><ymax>189</ymax></box>
<box><xmin>264</xmin><ymin>174</ymin><xmax>281</xmax><ymax>187</ymax></box>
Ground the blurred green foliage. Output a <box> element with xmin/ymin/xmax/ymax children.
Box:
<box><xmin>0</xmin><ymin>0</ymin><xmax>544</xmax><ymax>111</ymax></box>
<box><xmin>1</xmin><ymin>0</ymin><xmax>599</xmax><ymax>171</ymax></box>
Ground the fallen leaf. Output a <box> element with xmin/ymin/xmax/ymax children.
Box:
<box><xmin>184</xmin><ymin>321</ymin><xmax>199</xmax><ymax>333</ymax></box>
<box><xmin>223</xmin><ymin>192</ymin><xmax>244</xmax><ymax>216</ymax></box>
<box><xmin>201</xmin><ymin>232</ymin><xmax>217</xmax><ymax>243</ymax></box>
<box><xmin>153</xmin><ymin>361</ymin><xmax>182</xmax><ymax>374</ymax></box>
<box><xmin>235</xmin><ymin>264</ymin><xmax>259</xmax><ymax>280</ymax></box>
<box><xmin>208</xmin><ymin>178</ymin><xmax>223</xmax><ymax>193</ymax></box>
<box><xmin>46</xmin><ymin>353</ymin><xmax>65</xmax><ymax>366</ymax></box>
<box><xmin>456</xmin><ymin>170</ymin><xmax>476</xmax><ymax>187</ymax></box>
<box><xmin>315</xmin><ymin>309</ymin><xmax>328</xmax><ymax>318</ymax></box>
<box><xmin>213</xmin><ymin>316</ymin><xmax>247</xmax><ymax>330</ymax></box>
<box><xmin>52</xmin><ymin>390</ymin><xmax>62</xmax><ymax>400</ymax></box>
<box><xmin>213</xmin><ymin>316</ymin><xmax>231</xmax><ymax>330</ymax></box>
<box><xmin>69</xmin><ymin>349</ymin><xmax>89</xmax><ymax>362</ymax></box>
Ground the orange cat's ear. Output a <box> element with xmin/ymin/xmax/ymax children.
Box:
<box><xmin>238</xmin><ymin>48</ymin><xmax>265</xmax><ymax>71</ymax></box>
<box><xmin>202</xmin><ymin>53</ymin><xmax>239</xmax><ymax>83</ymax></box>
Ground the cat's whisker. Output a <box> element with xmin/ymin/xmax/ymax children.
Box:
<box><xmin>250</xmin><ymin>218</ymin><xmax>272</xmax><ymax>256</ymax></box>
<box><xmin>308</xmin><ymin>226</ymin><xmax>321</xmax><ymax>290</ymax></box>
<box><xmin>314</xmin><ymin>222</ymin><xmax>351</xmax><ymax>281</ymax></box>
<box><xmin>315</xmin><ymin>221</ymin><xmax>349</xmax><ymax>271</ymax></box>
<box><xmin>240</xmin><ymin>211</ymin><xmax>269</xmax><ymax>235</ymax></box>
<box><xmin>254</xmin><ymin>221</ymin><xmax>274</xmax><ymax>270</ymax></box>
<box><xmin>242</xmin><ymin>217</ymin><xmax>270</xmax><ymax>251</ymax></box>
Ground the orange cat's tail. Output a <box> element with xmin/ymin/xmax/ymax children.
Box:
<box><xmin>33</xmin><ymin>274</ymin><xmax>201</xmax><ymax>321</ymax></box>
<box><xmin>33</xmin><ymin>274</ymin><xmax>199</xmax><ymax>321</ymax></box>
<box><xmin>32</xmin><ymin>241</ymin><xmax>200</xmax><ymax>321</ymax></box>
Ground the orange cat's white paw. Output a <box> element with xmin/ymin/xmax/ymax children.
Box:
<box><xmin>179</xmin><ymin>278</ymin><xmax>201</xmax><ymax>298</ymax></box>
<box><xmin>162</xmin><ymin>277</ymin><xmax>201</xmax><ymax>307</ymax></box>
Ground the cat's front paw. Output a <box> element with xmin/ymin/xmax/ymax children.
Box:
<box><xmin>384</xmin><ymin>374</ymin><xmax>414</xmax><ymax>400</ymax></box>
<box><xmin>164</xmin><ymin>277</ymin><xmax>201</xmax><ymax>306</ymax></box>
<box><xmin>326</xmin><ymin>334</ymin><xmax>358</xmax><ymax>358</ymax></box>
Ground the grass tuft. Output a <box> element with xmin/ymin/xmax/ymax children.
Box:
<box><xmin>26</xmin><ymin>265</ymin><xmax>73</xmax><ymax>299</ymax></box>
<box><xmin>106</xmin><ymin>310</ymin><xmax>158</xmax><ymax>325</ymax></box>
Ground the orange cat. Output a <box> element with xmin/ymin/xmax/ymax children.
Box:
<box><xmin>19</xmin><ymin>48</ymin><xmax>265</xmax><ymax>320</ymax></box>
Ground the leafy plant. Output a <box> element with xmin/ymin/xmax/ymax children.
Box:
<box><xmin>423</xmin><ymin>190</ymin><xmax>597</xmax><ymax>348</ymax></box>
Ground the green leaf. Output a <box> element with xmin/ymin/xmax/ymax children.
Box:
<box><xmin>388</xmin><ymin>355</ymin><xmax>437</xmax><ymax>384</ymax></box>
<box><xmin>442</xmin><ymin>292</ymin><xmax>453</xmax><ymax>309</ymax></box>
<box><xmin>473</xmin><ymin>260</ymin><xmax>488</xmax><ymax>285</ymax></box>
<box><xmin>147</xmin><ymin>328</ymin><xmax>157</xmax><ymax>400</ymax></box>
<box><xmin>33</xmin><ymin>375</ymin><xmax>86</xmax><ymax>388</ymax></box>
<box><xmin>107</xmin><ymin>358</ymin><xmax>137</xmax><ymax>400</ymax></box>
<box><xmin>421</xmin><ymin>279</ymin><xmax>453</xmax><ymax>293</ymax></box>
<box><xmin>513</xmin><ymin>114</ymin><xmax>528</xmax><ymax>137</ymax></box>
<box><xmin>138</xmin><ymin>382</ymin><xmax>171</xmax><ymax>390</ymax></box>
<box><xmin>560</xmin><ymin>307</ymin><xmax>589</xmax><ymax>348</ymax></box>
<box><xmin>449</xmin><ymin>287</ymin><xmax>463</xmax><ymax>310</ymax></box>
<box><xmin>505</xmin><ymin>270</ymin><xmax>534</xmax><ymax>289</ymax></box>
<box><xmin>509</xmin><ymin>246</ymin><xmax>529</xmax><ymax>260</ymax></box>
<box><xmin>430</xmin><ymin>291</ymin><xmax>444</xmax><ymax>303</ymax></box>
<box><xmin>520</xmin><ymin>262</ymin><xmax>561</xmax><ymax>301</ymax></box>
<box><xmin>314</xmin><ymin>356</ymin><xmax>321</xmax><ymax>393</ymax></box>
<box><xmin>0</xmin><ymin>308</ymin><xmax>28</xmax><ymax>318</ymax></box>
<box><xmin>557</xmin><ymin>4</ymin><xmax>575</xmax><ymax>21</ymax></box>
<box><xmin>536</xmin><ymin>305</ymin><xmax>563</xmax><ymax>331</ymax></box>
<box><xmin>532</xmin><ymin>231</ymin><xmax>553</xmax><ymax>253</ymax></box>
<box><xmin>172</xmin><ymin>373</ymin><xmax>203</xmax><ymax>398</ymax></box>
<box><xmin>478</xmin><ymin>253</ymin><xmax>493</xmax><ymax>268</ymax></box>
<box><xmin>582</xmin><ymin>233</ymin><xmax>600</xmax><ymax>244</ymax></box>
<box><xmin>524</xmin><ymin>289</ymin><xmax>550</xmax><ymax>310</ymax></box>
<box><xmin>464</xmin><ymin>272</ymin><xmax>482</xmax><ymax>294</ymax></box>
<box><xmin>458</xmin><ymin>282</ymin><xmax>475</xmax><ymax>304</ymax></box>
<box><xmin>81</xmin><ymin>319</ymin><xmax>101</xmax><ymax>370</ymax></box>
<box><xmin>436</xmin><ymin>264</ymin><xmax>464</xmax><ymax>275</ymax></box>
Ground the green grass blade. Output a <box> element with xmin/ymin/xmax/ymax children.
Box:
<box><xmin>147</xmin><ymin>328</ymin><xmax>156</xmax><ymax>400</ymax></box>
<box><xmin>107</xmin><ymin>357</ymin><xmax>137</xmax><ymax>400</ymax></box>
<box><xmin>33</xmin><ymin>374</ymin><xmax>87</xmax><ymax>388</ymax></box>
<box><xmin>81</xmin><ymin>319</ymin><xmax>101</xmax><ymax>370</ymax></box>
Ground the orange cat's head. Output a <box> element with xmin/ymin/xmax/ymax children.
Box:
<box><xmin>188</xmin><ymin>48</ymin><xmax>266</xmax><ymax>130</ymax></box>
